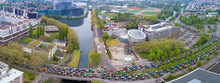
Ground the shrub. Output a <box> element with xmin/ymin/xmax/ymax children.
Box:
<box><xmin>197</xmin><ymin>60</ymin><xmax>202</xmax><ymax>67</ymax></box>
<box><xmin>153</xmin><ymin>74</ymin><xmax>158</xmax><ymax>78</ymax></box>
<box><xmin>131</xmin><ymin>61</ymin><xmax>136</xmax><ymax>66</ymax></box>
<box><xmin>215</xmin><ymin>51</ymin><xmax>218</xmax><ymax>55</ymax></box>
<box><xmin>188</xmin><ymin>67</ymin><xmax>193</xmax><ymax>71</ymax></box>
<box><xmin>206</xmin><ymin>57</ymin><xmax>210</xmax><ymax>61</ymax></box>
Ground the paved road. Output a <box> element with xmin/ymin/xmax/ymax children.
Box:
<box><xmin>93</xmin><ymin>26</ymin><xmax>114</xmax><ymax>69</ymax></box>
<box><xmin>57</xmin><ymin>51</ymin><xmax>73</xmax><ymax>66</ymax></box>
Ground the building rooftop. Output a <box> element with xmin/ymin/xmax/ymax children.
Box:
<box><xmin>0</xmin><ymin>68</ymin><xmax>24</xmax><ymax>83</ymax></box>
<box><xmin>209</xmin><ymin>61</ymin><xmax>220</xmax><ymax>74</ymax></box>
<box><xmin>144</xmin><ymin>22</ymin><xmax>176</xmax><ymax>32</ymax></box>
<box><xmin>25</xmin><ymin>40</ymin><xmax>56</xmax><ymax>52</ymax></box>
<box><xmin>168</xmin><ymin>68</ymin><xmax>220</xmax><ymax>83</ymax></box>
<box><xmin>128</xmin><ymin>29</ymin><xmax>146</xmax><ymax>39</ymax></box>
<box><xmin>0</xmin><ymin>61</ymin><xmax>8</xmax><ymax>75</ymax></box>
<box><xmin>44</xmin><ymin>25</ymin><xmax>59</xmax><ymax>33</ymax></box>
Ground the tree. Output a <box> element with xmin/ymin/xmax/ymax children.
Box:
<box><xmin>169</xmin><ymin>51</ymin><xmax>174</xmax><ymax>57</ymax></box>
<box><xmin>197</xmin><ymin>60</ymin><xmax>202</xmax><ymax>67</ymax></box>
<box><xmin>28</xmin><ymin>25</ymin><xmax>33</xmax><ymax>38</ymax></box>
<box><xmin>66</xmin><ymin>43</ymin><xmax>74</xmax><ymax>53</ymax></box>
<box><xmin>206</xmin><ymin>57</ymin><xmax>210</xmax><ymax>61</ymax></box>
<box><xmin>164</xmin><ymin>45</ymin><xmax>171</xmax><ymax>54</ymax></box>
<box><xmin>170</xmin><ymin>58</ymin><xmax>174</xmax><ymax>62</ymax></box>
<box><xmin>162</xmin><ymin>56</ymin><xmax>165</xmax><ymax>60</ymax></box>
<box><xmin>188</xmin><ymin>67</ymin><xmax>193</xmax><ymax>71</ymax></box>
<box><xmin>90</xmin><ymin>53</ymin><xmax>103</xmax><ymax>68</ymax></box>
<box><xmin>156</xmin><ymin>53</ymin><xmax>161</xmax><ymax>60</ymax></box>
<box><xmin>131</xmin><ymin>61</ymin><xmax>136</xmax><ymax>66</ymax></box>
<box><xmin>104</xmin><ymin>32</ymin><xmax>109</xmax><ymax>39</ymax></box>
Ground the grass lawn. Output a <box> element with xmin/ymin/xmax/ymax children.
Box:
<box><xmin>141</xmin><ymin>11</ymin><xmax>157</xmax><ymax>15</ymax></box>
<box><xmin>49</xmin><ymin>53</ymin><xmax>69</xmax><ymax>64</ymax></box>
<box><xmin>130</xmin><ymin>10</ymin><xmax>141</xmax><ymax>13</ymax></box>
<box><xmin>68</xmin><ymin>50</ymin><xmax>81</xmax><ymax>68</ymax></box>
<box><xmin>88</xmin><ymin>50</ymin><xmax>95</xmax><ymax>68</ymax></box>
<box><xmin>142</xmin><ymin>67</ymin><xmax>161</xmax><ymax>73</ymax></box>
<box><xmin>99</xmin><ymin>37</ymin><xmax>104</xmax><ymax>42</ymax></box>
<box><xmin>9</xmin><ymin>66</ymin><xmax>37</xmax><ymax>81</ymax></box>
<box><xmin>106</xmin><ymin>39</ymin><xmax>120</xmax><ymax>47</ymax></box>
<box><xmin>101</xmin><ymin>13</ymin><xmax>118</xmax><ymax>17</ymax></box>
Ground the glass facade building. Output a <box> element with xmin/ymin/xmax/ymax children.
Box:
<box><xmin>36</xmin><ymin>8</ymin><xmax>84</xmax><ymax>17</ymax></box>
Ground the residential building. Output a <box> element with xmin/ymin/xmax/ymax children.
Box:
<box><xmin>0</xmin><ymin>61</ymin><xmax>24</xmax><ymax>83</ymax></box>
<box><xmin>0</xmin><ymin>12</ymin><xmax>39</xmax><ymax>44</ymax></box>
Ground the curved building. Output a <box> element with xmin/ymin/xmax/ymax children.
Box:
<box><xmin>128</xmin><ymin>29</ymin><xmax>146</xmax><ymax>43</ymax></box>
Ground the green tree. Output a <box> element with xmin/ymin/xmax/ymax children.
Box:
<box><xmin>188</xmin><ymin>67</ymin><xmax>193</xmax><ymax>71</ymax></box>
<box><xmin>66</xmin><ymin>43</ymin><xmax>74</xmax><ymax>53</ymax></box>
<box><xmin>28</xmin><ymin>25</ymin><xmax>33</xmax><ymax>38</ymax></box>
<box><xmin>131</xmin><ymin>61</ymin><xmax>136</xmax><ymax>66</ymax></box>
<box><xmin>197</xmin><ymin>60</ymin><xmax>202</xmax><ymax>67</ymax></box>
<box><xmin>104</xmin><ymin>32</ymin><xmax>109</xmax><ymax>39</ymax></box>
<box><xmin>170</xmin><ymin>58</ymin><xmax>174</xmax><ymax>62</ymax></box>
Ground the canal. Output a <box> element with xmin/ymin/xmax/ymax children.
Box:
<box><xmin>57</xmin><ymin>11</ymin><xmax>93</xmax><ymax>68</ymax></box>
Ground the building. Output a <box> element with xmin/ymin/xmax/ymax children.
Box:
<box><xmin>3</xmin><ymin>6</ymin><xmax>26</xmax><ymax>16</ymax></box>
<box><xmin>206</xmin><ymin>12</ymin><xmax>218</xmax><ymax>17</ymax></box>
<box><xmin>0</xmin><ymin>12</ymin><xmax>39</xmax><ymax>44</ymax></box>
<box><xmin>27</xmin><ymin>12</ymin><xmax>39</xmax><ymax>19</ymax></box>
<box><xmin>168</xmin><ymin>68</ymin><xmax>220</xmax><ymax>83</ymax></box>
<box><xmin>23</xmin><ymin>40</ymin><xmax>57</xmax><ymax>59</ymax></box>
<box><xmin>127</xmin><ymin>29</ymin><xmax>146</xmax><ymax>44</ymax></box>
<box><xmin>0</xmin><ymin>61</ymin><xmax>24</xmax><ymax>83</ymax></box>
<box><xmin>139</xmin><ymin>22</ymin><xmax>180</xmax><ymax>41</ymax></box>
<box><xmin>0</xmin><ymin>61</ymin><xmax>8</xmax><ymax>75</ymax></box>
<box><xmin>36</xmin><ymin>1</ymin><xmax>87</xmax><ymax>17</ymax></box>
<box><xmin>44</xmin><ymin>25</ymin><xmax>59</xmax><ymax>33</ymax></box>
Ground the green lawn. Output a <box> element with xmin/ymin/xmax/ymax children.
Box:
<box><xmin>142</xmin><ymin>68</ymin><xmax>161</xmax><ymax>73</ymax></box>
<box><xmin>141</xmin><ymin>11</ymin><xmax>157</xmax><ymax>15</ymax></box>
<box><xmin>130</xmin><ymin>10</ymin><xmax>141</xmax><ymax>13</ymax></box>
<box><xmin>9</xmin><ymin>66</ymin><xmax>37</xmax><ymax>81</ymax></box>
<box><xmin>68</xmin><ymin>50</ymin><xmax>81</xmax><ymax>68</ymax></box>
<box><xmin>91</xmin><ymin>81</ymin><xmax>102</xmax><ymax>83</ymax></box>
<box><xmin>106</xmin><ymin>39</ymin><xmax>120</xmax><ymax>47</ymax></box>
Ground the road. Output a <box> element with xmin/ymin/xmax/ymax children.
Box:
<box><xmin>93</xmin><ymin>25</ymin><xmax>114</xmax><ymax>69</ymax></box>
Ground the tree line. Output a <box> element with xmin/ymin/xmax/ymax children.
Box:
<box><xmin>41</xmin><ymin>16</ymin><xmax>79</xmax><ymax>51</ymax></box>
<box><xmin>134</xmin><ymin>39</ymin><xmax>185</xmax><ymax>60</ymax></box>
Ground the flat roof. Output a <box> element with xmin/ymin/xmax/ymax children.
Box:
<box><xmin>168</xmin><ymin>68</ymin><xmax>220</xmax><ymax>83</ymax></box>
<box><xmin>0</xmin><ymin>68</ymin><xmax>23</xmax><ymax>83</ymax></box>
<box><xmin>44</xmin><ymin>25</ymin><xmax>59</xmax><ymax>32</ymax></box>
<box><xmin>209</xmin><ymin>61</ymin><xmax>220</xmax><ymax>74</ymax></box>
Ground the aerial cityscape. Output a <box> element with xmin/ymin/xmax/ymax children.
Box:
<box><xmin>0</xmin><ymin>0</ymin><xmax>219</xmax><ymax>83</ymax></box>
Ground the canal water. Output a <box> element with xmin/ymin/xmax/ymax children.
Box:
<box><xmin>57</xmin><ymin>11</ymin><xmax>93</xmax><ymax>68</ymax></box>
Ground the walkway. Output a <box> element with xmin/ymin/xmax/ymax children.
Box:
<box><xmin>57</xmin><ymin>51</ymin><xmax>73</xmax><ymax>66</ymax></box>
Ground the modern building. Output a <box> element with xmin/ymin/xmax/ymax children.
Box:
<box><xmin>3</xmin><ymin>6</ymin><xmax>26</xmax><ymax>16</ymax></box>
<box><xmin>27</xmin><ymin>12</ymin><xmax>39</xmax><ymax>19</ymax></box>
<box><xmin>127</xmin><ymin>29</ymin><xmax>146</xmax><ymax>44</ymax></box>
<box><xmin>0</xmin><ymin>61</ymin><xmax>24</xmax><ymax>83</ymax></box>
<box><xmin>36</xmin><ymin>1</ymin><xmax>87</xmax><ymax>17</ymax></box>
<box><xmin>0</xmin><ymin>12</ymin><xmax>39</xmax><ymax>44</ymax></box>
<box><xmin>168</xmin><ymin>68</ymin><xmax>220</xmax><ymax>83</ymax></box>
<box><xmin>139</xmin><ymin>22</ymin><xmax>180</xmax><ymax>41</ymax></box>
<box><xmin>23</xmin><ymin>40</ymin><xmax>57</xmax><ymax>59</ymax></box>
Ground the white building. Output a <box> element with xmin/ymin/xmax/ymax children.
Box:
<box><xmin>0</xmin><ymin>61</ymin><xmax>24</xmax><ymax>83</ymax></box>
<box><xmin>0</xmin><ymin>12</ymin><xmax>39</xmax><ymax>44</ymax></box>
<box><xmin>128</xmin><ymin>29</ymin><xmax>146</xmax><ymax>44</ymax></box>
<box><xmin>23</xmin><ymin>40</ymin><xmax>58</xmax><ymax>59</ymax></box>
<box><xmin>139</xmin><ymin>22</ymin><xmax>180</xmax><ymax>41</ymax></box>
